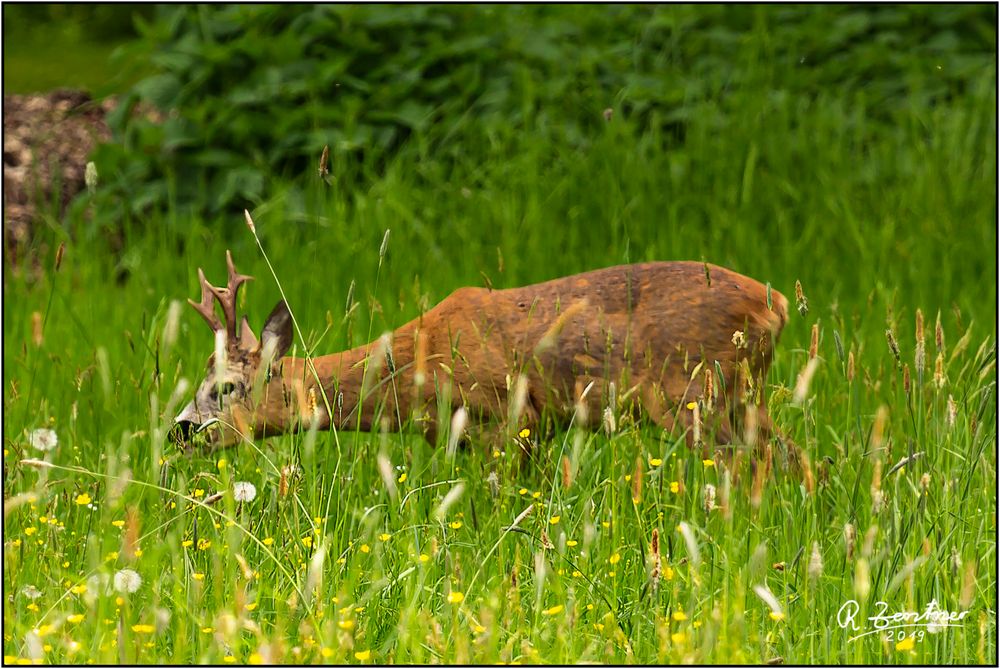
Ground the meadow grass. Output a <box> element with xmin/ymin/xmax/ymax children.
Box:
<box><xmin>3</xmin><ymin>76</ymin><xmax>997</xmax><ymax>664</ymax></box>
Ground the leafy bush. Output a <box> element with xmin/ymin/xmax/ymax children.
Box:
<box><xmin>90</xmin><ymin>4</ymin><xmax>995</xmax><ymax>225</ymax></box>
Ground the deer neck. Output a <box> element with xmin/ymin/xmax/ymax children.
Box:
<box><xmin>274</xmin><ymin>335</ymin><xmax>414</xmax><ymax>434</ymax></box>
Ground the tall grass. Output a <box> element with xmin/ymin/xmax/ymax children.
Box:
<box><xmin>3</xmin><ymin>53</ymin><xmax>996</xmax><ymax>664</ymax></box>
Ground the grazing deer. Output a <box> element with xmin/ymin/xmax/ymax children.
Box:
<box><xmin>172</xmin><ymin>252</ymin><xmax>790</xmax><ymax>456</ymax></box>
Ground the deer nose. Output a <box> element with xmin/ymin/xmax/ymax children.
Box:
<box><xmin>170</xmin><ymin>420</ymin><xmax>197</xmax><ymax>444</ymax></box>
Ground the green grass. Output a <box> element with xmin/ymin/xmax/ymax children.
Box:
<box><xmin>3</xmin><ymin>53</ymin><xmax>997</xmax><ymax>664</ymax></box>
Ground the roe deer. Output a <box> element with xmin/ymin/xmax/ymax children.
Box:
<box><xmin>172</xmin><ymin>252</ymin><xmax>790</xmax><ymax>455</ymax></box>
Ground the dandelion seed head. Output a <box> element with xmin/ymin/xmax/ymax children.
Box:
<box><xmin>113</xmin><ymin>568</ymin><xmax>142</xmax><ymax>594</ymax></box>
<box><xmin>29</xmin><ymin>428</ymin><xmax>58</xmax><ymax>452</ymax></box>
<box><xmin>233</xmin><ymin>481</ymin><xmax>257</xmax><ymax>502</ymax></box>
<box><xmin>20</xmin><ymin>585</ymin><xmax>42</xmax><ymax>600</ymax></box>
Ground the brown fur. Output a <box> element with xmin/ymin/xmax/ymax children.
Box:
<box><xmin>175</xmin><ymin>259</ymin><xmax>789</xmax><ymax>453</ymax></box>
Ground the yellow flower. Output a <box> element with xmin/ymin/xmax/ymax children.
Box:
<box><xmin>320</xmin><ymin>648</ymin><xmax>334</xmax><ymax>658</ymax></box>
<box><xmin>70</xmin><ymin>584</ymin><xmax>87</xmax><ymax>595</ymax></box>
<box><xmin>134</xmin><ymin>549</ymin><xmax>143</xmax><ymax>557</ymax></box>
<box><xmin>702</xmin><ymin>459</ymin><xmax>715</xmax><ymax>468</ymax></box>
<box><xmin>115</xmin><ymin>596</ymin><xmax>124</xmax><ymax>606</ymax></box>
<box><xmin>493</xmin><ymin>450</ymin><xmax>501</xmax><ymax>458</ymax></box>
<box><xmin>249</xmin><ymin>653</ymin><xmax>263</xmax><ymax>664</ymax></box>
<box><xmin>769</xmin><ymin>611</ymin><xmax>785</xmax><ymax>621</ymax></box>
<box><xmin>11</xmin><ymin>539</ymin><xmax>21</xmax><ymax>547</ymax></box>
<box><xmin>26</xmin><ymin>603</ymin><xmax>39</xmax><ymax>612</ymax></box>
<box><xmin>686</xmin><ymin>402</ymin><xmax>697</xmax><ymax>410</ymax></box>
<box><xmin>671</xmin><ymin>631</ymin><xmax>688</xmax><ymax>644</ymax></box>
<box><xmin>624</xmin><ymin>474</ymin><xmax>631</xmax><ymax>482</ymax></box>
<box><xmin>670</xmin><ymin>481</ymin><xmax>680</xmax><ymax>494</ymax></box>
<box><xmin>518</xmin><ymin>428</ymin><xmax>531</xmax><ymax>439</ymax></box>
<box><xmin>181</xmin><ymin>540</ymin><xmax>193</xmax><ymax>548</ymax></box>
<box><xmin>532</xmin><ymin>491</ymin><xmax>541</xmax><ymax>499</ymax></box>
<box><xmin>197</xmin><ymin>539</ymin><xmax>211</xmax><ymax>550</ymax></box>
<box><xmin>649</xmin><ymin>457</ymin><xmax>663</xmax><ymax>467</ymax></box>
<box><xmin>693</xmin><ymin>620</ymin><xmax>703</xmax><ymax>629</ymax></box>
<box><xmin>664</xmin><ymin>566</ymin><xmax>675</xmax><ymax>581</ymax></box>
<box><xmin>672</xmin><ymin>611</ymin><xmax>687</xmax><ymax>621</ymax></box>
<box><xmin>418</xmin><ymin>554</ymin><xmax>430</xmax><ymax>563</ymax></box>
<box><xmin>360</xmin><ymin>544</ymin><xmax>370</xmax><ymax>554</ymax></box>
<box><xmin>302</xmin><ymin>536</ymin><xmax>313</xmax><ymax>548</ymax></box>
<box><xmin>66</xmin><ymin>614</ymin><xmax>84</xmax><ymax>624</ymax></box>
<box><xmin>192</xmin><ymin>573</ymin><xmax>205</xmax><ymax>581</ymax></box>
<box><xmin>263</xmin><ymin>537</ymin><xmax>274</xmax><ymax>546</ymax></box>
<box><xmin>337</xmin><ymin>620</ymin><xmax>355</xmax><ymax>631</ymax></box>
<box><xmin>447</xmin><ymin>591</ymin><xmax>465</xmax><ymax>604</ymax></box>
<box><xmin>449</xmin><ymin>521</ymin><xmax>463</xmax><ymax>530</ymax></box>
<box><xmin>223</xmin><ymin>656</ymin><xmax>236</xmax><ymax>663</ymax></box>
<box><xmin>24</xmin><ymin>527</ymin><xmax>36</xmax><ymax>536</ymax></box>
<box><xmin>895</xmin><ymin>636</ymin><xmax>915</xmax><ymax>651</ymax></box>
<box><xmin>543</xmin><ymin>605</ymin><xmax>564</xmax><ymax>616</ymax></box>
<box><xmin>379</xmin><ymin>533</ymin><xmax>391</xmax><ymax>542</ymax></box>
<box><xmin>201</xmin><ymin>627</ymin><xmax>214</xmax><ymax>634</ymax></box>
<box><xmin>472</xmin><ymin>624</ymin><xmax>486</xmax><ymax>634</ymax></box>
<box><xmin>245</xmin><ymin>602</ymin><xmax>257</xmax><ymax>612</ymax></box>
<box><xmin>75</xmin><ymin>494</ymin><xmax>91</xmax><ymax>506</ymax></box>
<box><xmin>572</xmin><ymin>570</ymin><xmax>582</xmax><ymax>578</ymax></box>
<box><xmin>193</xmin><ymin>489</ymin><xmax>204</xmax><ymax>498</ymax></box>
<box><xmin>518</xmin><ymin>488</ymin><xmax>528</xmax><ymax>495</ymax></box>
<box><xmin>397</xmin><ymin>473</ymin><xmax>407</xmax><ymax>483</ymax></box>
<box><xmin>609</xmin><ymin>552</ymin><xmax>621</xmax><ymax>565</ymax></box>
<box><xmin>217</xmin><ymin>458</ymin><xmax>227</xmax><ymax>471</ymax></box>
<box><xmin>549</xmin><ymin>516</ymin><xmax>560</xmax><ymax>525</ymax></box>
<box><xmin>355</xmin><ymin>650</ymin><xmax>371</xmax><ymax>661</ymax></box>
<box><xmin>566</xmin><ymin>540</ymin><xmax>578</xmax><ymax>547</ymax></box>
<box><xmin>131</xmin><ymin>624</ymin><xmax>155</xmax><ymax>634</ymax></box>
<box><xmin>38</xmin><ymin>516</ymin><xmax>48</xmax><ymax>524</ymax></box>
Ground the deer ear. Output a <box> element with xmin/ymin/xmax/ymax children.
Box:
<box><xmin>260</xmin><ymin>300</ymin><xmax>293</xmax><ymax>361</ymax></box>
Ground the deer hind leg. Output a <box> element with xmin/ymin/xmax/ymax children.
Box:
<box><xmin>754</xmin><ymin>404</ymin><xmax>802</xmax><ymax>470</ymax></box>
<box><xmin>641</xmin><ymin>385</ymin><xmax>734</xmax><ymax>457</ymax></box>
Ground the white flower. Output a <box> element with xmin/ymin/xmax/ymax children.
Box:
<box><xmin>233</xmin><ymin>482</ymin><xmax>257</xmax><ymax>503</ymax></box>
<box><xmin>21</xmin><ymin>585</ymin><xmax>42</xmax><ymax>600</ymax></box>
<box><xmin>29</xmin><ymin>428</ymin><xmax>58</xmax><ymax>452</ymax></box>
<box><xmin>113</xmin><ymin>568</ymin><xmax>142</xmax><ymax>594</ymax></box>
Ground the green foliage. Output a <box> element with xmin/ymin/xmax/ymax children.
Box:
<box><xmin>3</xmin><ymin>6</ymin><xmax>997</xmax><ymax>664</ymax></box>
<box><xmin>92</xmin><ymin>4</ymin><xmax>995</xmax><ymax>224</ymax></box>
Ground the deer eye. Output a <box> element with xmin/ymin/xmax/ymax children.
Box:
<box><xmin>210</xmin><ymin>382</ymin><xmax>237</xmax><ymax>400</ymax></box>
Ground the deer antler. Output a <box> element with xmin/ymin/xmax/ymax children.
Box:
<box><xmin>187</xmin><ymin>250</ymin><xmax>254</xmax><ymax>341</ymax></box>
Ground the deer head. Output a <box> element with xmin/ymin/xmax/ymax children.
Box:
<box><xmin>171</xmin><ymin>251</ymin><xmax>293</xmax><ymax>449</ymax></box>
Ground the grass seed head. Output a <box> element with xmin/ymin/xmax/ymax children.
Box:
<box><xmin>935</xmin><ymin>310</ymin><xmax>945</xmax><ymax>354</ymax></box>
<box><xmin>318</xmin><ymin>144</ymin><xmax>330</xmax><ymax>177</ymax></box>
<box><xmin>847</xmin><ymin>350</ymin><xmax>856</xmax><ymax>381</ymax></box>
<box><xmin>793</xmin><ymin>357</ymin><xmax>819</xmax><ymax>405</ymax></box>
<box><xmin>885</xmin><ymin>328</ymin><xmax>901</xmax><ymax>367</ymax></box>
<box><xmin>947</xmin><ymin>394</ymin><xmax>957</xmax><ymax>428</ymax></box>
<box><xmin>632</xmin><ymin>456</ymin><xmax>643</xmax><ymax>503</ymax></box>
<box><xmin>844</xmin><ymin>523</ymin><xmax>856</xmax><ymax>561</ymax></box>
<box><xmin>31</xmin><ymin>311</ymin><xmax>43</xmax><ymax>347</ymax></box>
<box><xmin>703</xmin><ymin>483</ymin><xmax>716</xmax><ymax>512</ymax></box>
<box><xmin>808</xmin><ymin>541</ymin><xmax>823</xmax><ymax>581</ymax></box>
<box><xmin>703</xmin><ymin>367</ymin><xmax>714</xmax><ymax>406</ymax></box>
<box><xmin>794</xmin><ymin>280</ymin><xmax>808</xmax><ymax>316</ymax></box>
<box><xmin>809</xmin><ymin>323</ymin><xmax>819</xmax><ymax>359</ymax></box>
<box><xmin>934</xmin><ymin>353</ymin><xmax>946</xmax><ymax>389</ymax></box>
<box><xmin>902</xmin><ymin>363</ymin><xmax>911</xmax><ymax>395</ymax></box>
<box><xmin>54</xmin><ymin>241</ymin><xmax>65</xmax><ymax>272</ymax></box>
<box><xmin>561</xmin><ymin>455</ymin><xmax>572</xmax><ymax>490</ymax></box>
<box><xmin>854</xmin><ymin>558</ymin><xmax>871</xmax><ymax>600</ymax></box>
